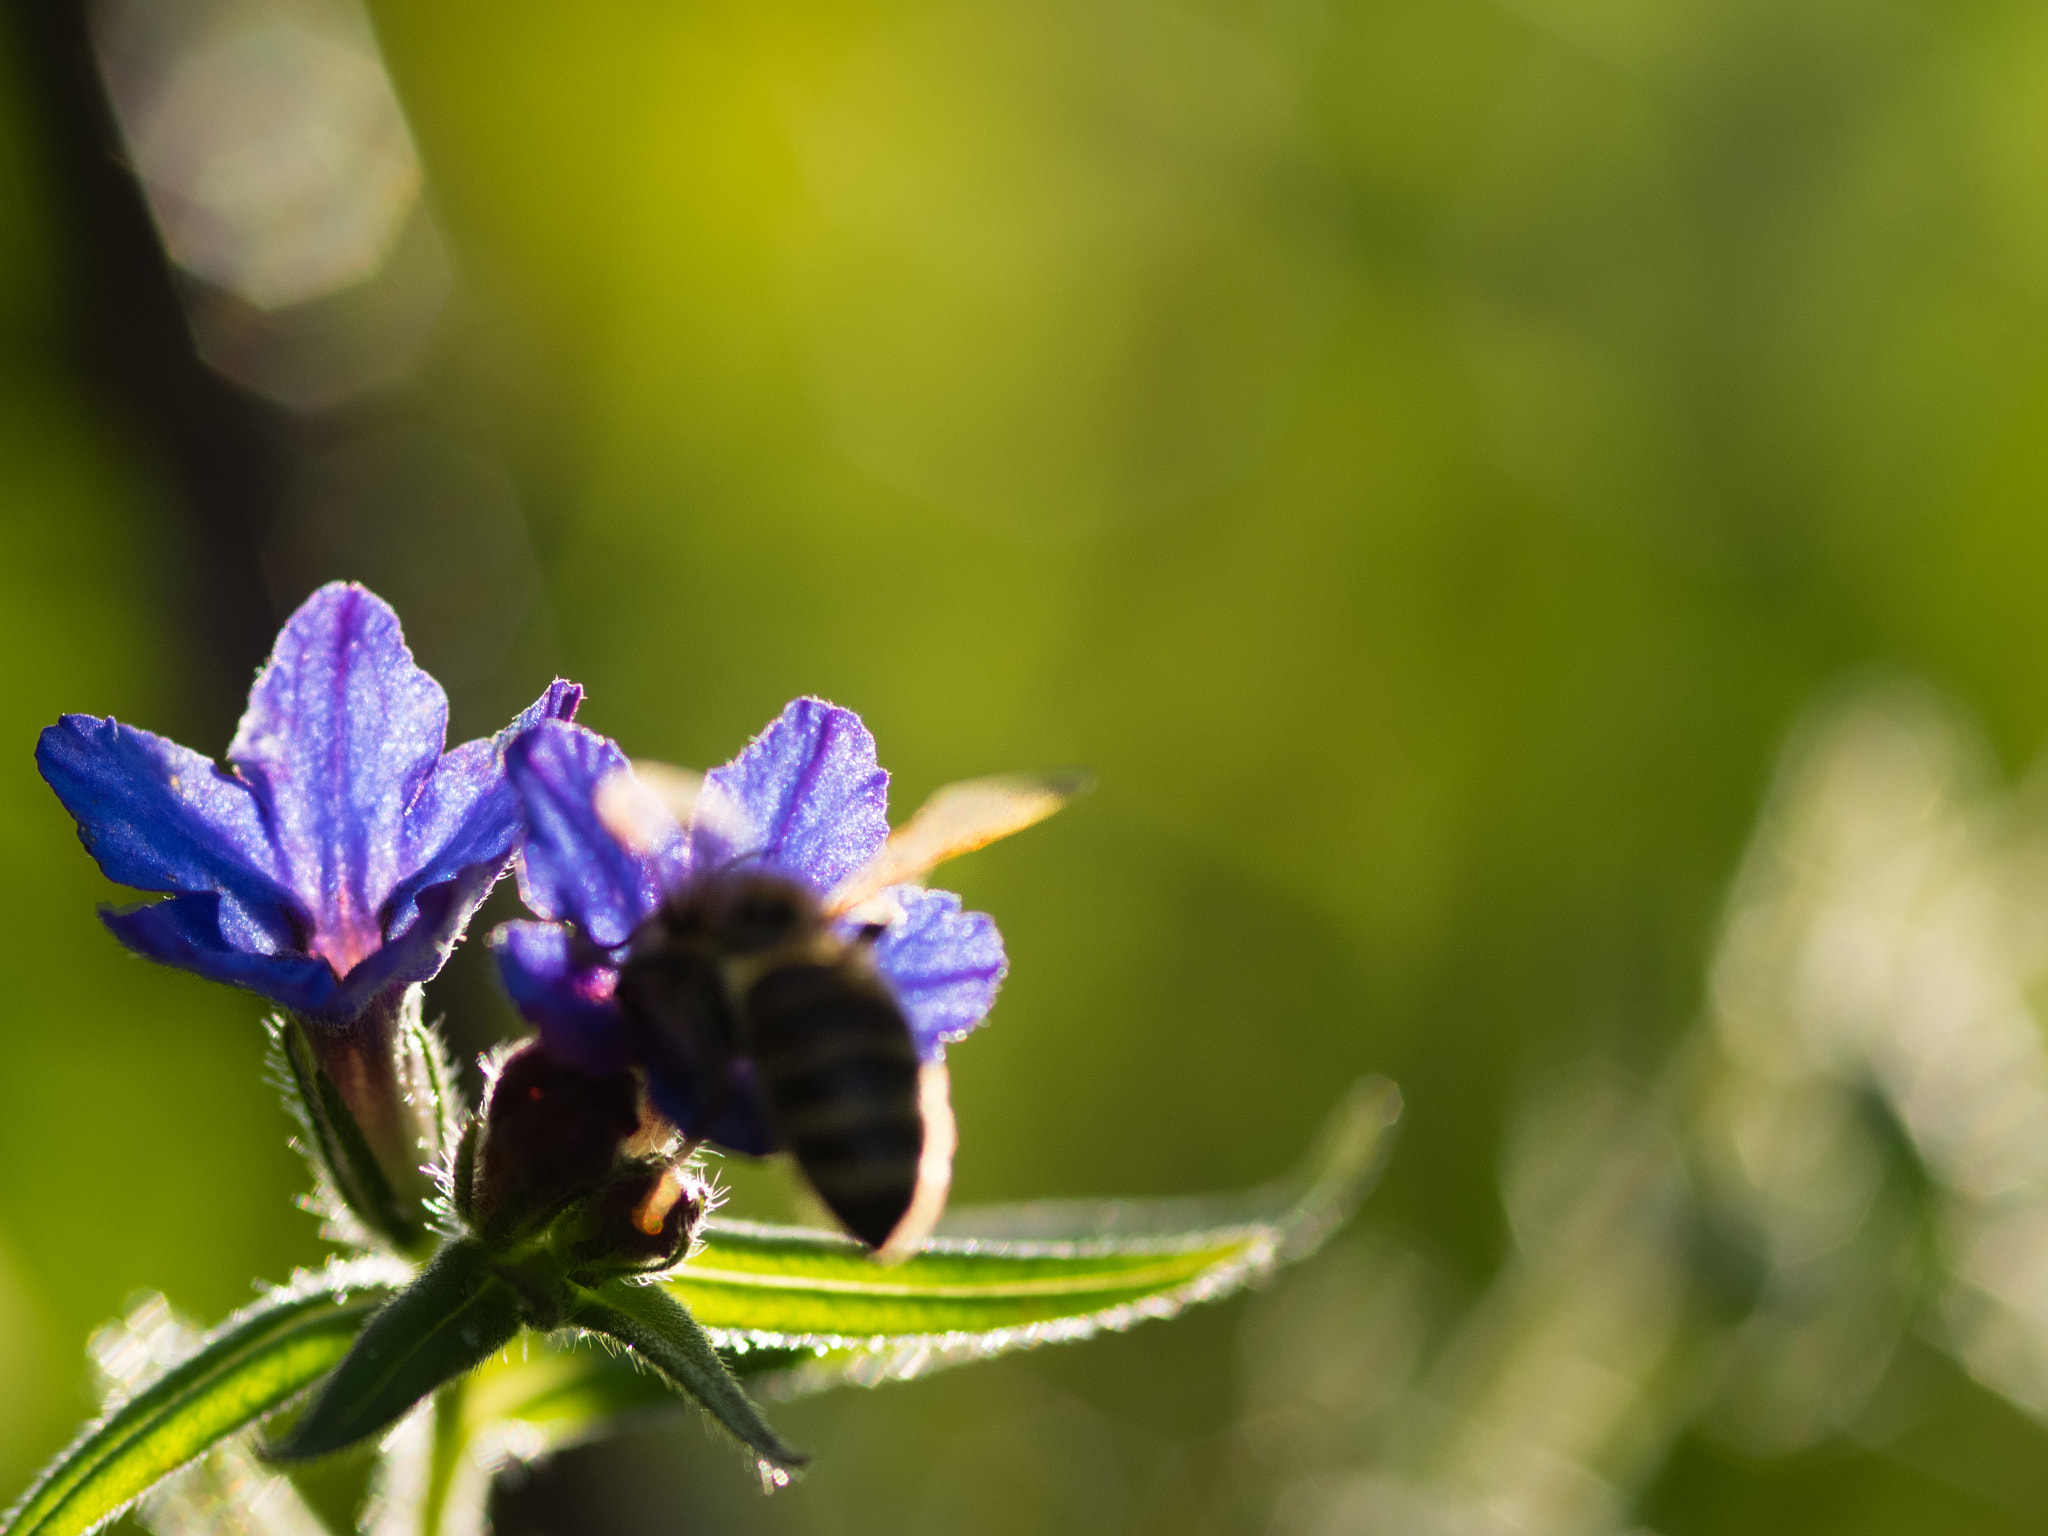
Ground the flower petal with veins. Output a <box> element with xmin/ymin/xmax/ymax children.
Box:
<box><xmin>38</xmin><ymin>583</ymin><xmax>580</xmax><ymax>1023</ymax></box>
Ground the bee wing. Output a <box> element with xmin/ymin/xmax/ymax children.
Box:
<box><xmin>826</xmin><ymin>768</ymin><xmax>1093</xmax><ymax>916</ymax></box>
<box><xmin>594</xmin><ymin>760</ymin><xmax>707</xmax><ymax>856</ymax></box>
<box><xmin>875</xmin><ymin>1062</ymin><xmax>957</xmax><ymax>1263</ymax></box>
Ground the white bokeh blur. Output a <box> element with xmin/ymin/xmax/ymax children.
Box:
<box><xmin>91</xmin><ymin>0</ymin><xmax>448</xmax><ymax>409</ymax></box>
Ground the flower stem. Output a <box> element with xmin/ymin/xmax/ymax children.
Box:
<box><xmin>417</xmin><ymin>1377</ymin><xmax>470</xmax><ymax>1536</ymax></box>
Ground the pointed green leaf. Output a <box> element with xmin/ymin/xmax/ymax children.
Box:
<box><xmin>269</xmin><ymin>1240</ymin><xmax>522</xmax><ymax>1463</ymax></box>
<box><xmin>671</xmin><ymin>1076</ymin><xmax>1400</xmax><ymax>1390</ymax></box>
<box><xmin>1</xmin><ymin>1261</ymin><xmax>403</xmax><ymax>1536</ymax></box>
<box><xmin>565</xmin><ymin>1279</ymin><xmax>807</xmax><ymax>1477</ymax></box>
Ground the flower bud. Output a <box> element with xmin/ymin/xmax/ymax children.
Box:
<box><xmin>568</xmin><ymin>1159</ymin><xmax>708</xmax><ymax>1277</ymax></box>
<box><xmin>466</xmin><ymin>1041</ymin><xmax>639</xmax><ymax>1239</ymax></box>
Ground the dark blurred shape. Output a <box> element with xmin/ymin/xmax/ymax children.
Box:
<box><xmin>8</xmin><ymin>0</ymin><xmax>290</xmax><ymax>736</ymax></box>
<box><xmin>262</xmin><ymin>425</ymin><xmax>543</xmax><ymax>687</ymax></box>
<box><xmin>91</xmin><ymin>0</ymin><xmax>448</xmax><ymax>411</ymax></box>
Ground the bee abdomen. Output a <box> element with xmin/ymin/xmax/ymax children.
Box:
<box><xmin>746</xmin><ymin>962</ymin><xmax>924</xmax><ymax>1249</ymax></box>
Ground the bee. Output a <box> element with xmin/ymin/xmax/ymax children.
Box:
<box><xmin>597</xmin><ymin>765</ymin><xmax>1088</xmax><ymax>1259</ymax></box>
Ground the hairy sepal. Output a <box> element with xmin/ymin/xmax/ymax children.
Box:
<box><xmin>268</xmin><ymin>1241</ymin><xmax>523</xmax><ymax>1464</ymax></box>
<box><xmin>565</xmin><ymin>1279</ymin><xmax>806</xmax><ymax>1480</ymax></box>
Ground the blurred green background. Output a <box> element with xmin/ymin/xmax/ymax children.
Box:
<box><xmin>7</xmin><ymin>0</ymin><xmax>2048</xmax><ymax>1529</ymax></box>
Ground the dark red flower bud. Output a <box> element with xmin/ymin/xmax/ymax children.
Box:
<box><xmin>466</xmin><ymin>1041</ymin><xmax>639</xmax><ymax>1238</ymax></box>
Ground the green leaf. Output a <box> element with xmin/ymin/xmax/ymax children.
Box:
<box><xmin>1</xmin><ymin>1260</ymin><xmax>403</xmax><ymax>1536</ymax></box>
<box><xmin>340</xmin><ymin>1077</ymin><xmax>1400</xmax><ymax>1499</ymax></box>
<box><xmin>269</xmin><ymin>1240</ymin><xmax>523</xmax><ymax>1464</ymax></box>
<box><xmin>564</xmin><ymin>1279</ymin><xmax>808</xmax><ymax>1478</ymax></box>
<box><xmin>452</xmin><ymin>1076</ymin><xmax>1401</xmax><ymax>1428</ymax></box>
<box><xmin>672</xmin><ymin>1075</ymin><xmax>1401</xmax><ymax>1390</ymax></box>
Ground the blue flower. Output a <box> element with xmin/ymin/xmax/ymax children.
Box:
<box><xmin>489</xmin><ymin>699</ymin><xmax>1006</xmax><ymax>1153</ymax></box>
<box><xmin>38</xmin><ymin>582</ymin><xmax>582</xmax><ymax>1024</ymax></box>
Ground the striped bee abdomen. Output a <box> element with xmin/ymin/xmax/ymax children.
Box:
<box><xmin>746</xmin><ymin>961</ymin><xmax>925</xmax><ymax>1249</ymax></box>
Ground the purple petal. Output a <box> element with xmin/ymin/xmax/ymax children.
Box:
<box><xmin>381</xmin><ymin>678</ymin><xmax>584</xmax><ymax>946</ymax></box>
<box><xmin>510</xmin><ymin>722</ymin><xmax>676</xmax><ymax>946</ymax></box>
<box><xmin>37</xmin><ymin>715</ymin><xmax>303</xmax><ymax>951</ymax></box>
<box><xmin>870</xmin><ymin>886</ymin><xmax>1007</xmax><ymax>1059</ymax></box>
<box><xmin>226</xmin><ymin>583</ymin><xmax>447</xmax><ymax>977</ymax></box>
<box><xmin>697</xmin><ymin>698</ymin><xmax>890</xmax><ymax>892</ymax></box>
<box><xmin>489</xmin><ymin>921</ymin><xmax>634</xmax><ymax>1075</ymax></box>
<box><xmin>102</xmin><ymin>894</ymin><xmax>342</xmax><ymax>1015</ymax></box>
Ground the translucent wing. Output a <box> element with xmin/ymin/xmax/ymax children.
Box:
<box><xmin>594</xmin><ymin>761</ymin><xmax>704</xmax><ymax>857</ymax></box>
<box><xmin>827</xmin><ymin>769</ymin><xmax>1092</xmax><ymax>917</ymax></box>
<box><xmin>877</xmin><ymin>1062</ymin><xmax>957</xmax><ymax>1263</ymax></box>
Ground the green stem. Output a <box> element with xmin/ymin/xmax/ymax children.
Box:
<box><xmin>417</xmin><ymin>1378</ymin><xmax>469</xmax><ymax>1536</ymax></box>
